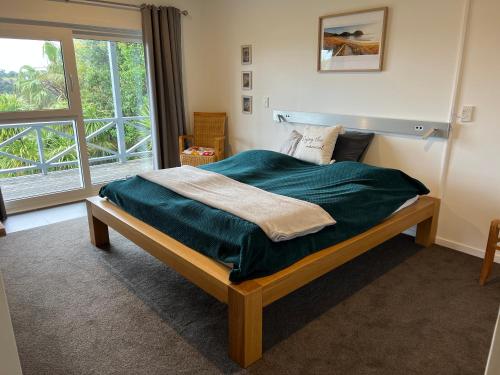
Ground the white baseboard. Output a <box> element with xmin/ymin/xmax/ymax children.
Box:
<box><xmin>401</xmin><ymin>226</ymin><xmax>499</xmax><ymax>264</ymax></box>
<box><xmin>436</xmin><ymin>236</ymin><xmax>500</xmax><ymax>264</ymax></box>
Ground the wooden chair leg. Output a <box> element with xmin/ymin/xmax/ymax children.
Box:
<box><xmin>480</xmin><ymin>221</ymin><xmax>500</xmax><ymax>286</ymax></box>
<box><xmin>86</xmin><ymin>201</ymin><xmax>109</xmax><ymax>248</ymax></box>
<box><xmin>416</xmin><ymin>198</ymin><xmax>440</xmax><ymax>247</ymax></box>
<box><xmin>228</xmin><ymin>281</ymin><xmax>263</xmax><ymax>368</ymax></box>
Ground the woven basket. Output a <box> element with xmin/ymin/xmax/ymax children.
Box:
<box><xmin>180</xmin><ymin>153</ymin><xmax>217</xmax><ymax>166</ymax></box>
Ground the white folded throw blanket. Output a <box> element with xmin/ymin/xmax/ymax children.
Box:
<box><xmin>140</xmin><ymin>166</ymin><xmax>336</xmax><ymax>242</ymax></box>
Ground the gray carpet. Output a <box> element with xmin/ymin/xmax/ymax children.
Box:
<box><xmin>0</xmin><ymin>218</ymin><xmax>499</xmax><ymax>375</ymax></box>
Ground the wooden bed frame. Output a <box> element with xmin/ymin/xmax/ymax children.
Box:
<box><xmin>86</xmin><ymin>195</ymin><xmax>440</xmax><ymax>368</ymax></box>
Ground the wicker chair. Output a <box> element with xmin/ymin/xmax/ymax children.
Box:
<box><xmin>179</xmin><ymin>112</ymin><xmax>226</xmax><ymax>166</ymax></box>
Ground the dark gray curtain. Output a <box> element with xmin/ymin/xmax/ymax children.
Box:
<box><xmin>0</xmin><ymin>187</ymin><xmax>6</xmax><ymax>221</ymax></box>
<box><xmin>141</xmin><ymin>4</ymin><xmax>186</xmax><ymax>168</ymax></box>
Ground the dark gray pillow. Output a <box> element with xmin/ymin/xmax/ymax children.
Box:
<box><xmin>332</xmin><ymin>131</ymin><xmax>374</xmax><ymax>162</ymax></box>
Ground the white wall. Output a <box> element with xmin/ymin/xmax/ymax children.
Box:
<box><xmin>438</xmin><ymin>0</ymin><xmax>500</xmax><ymax>258</ymax></box>
<box><xmin>195</xmin><ymin>0</ymin><xmax>499</xmax><ymax>260</ymax></box>
<box><xmin>196</xmin><ymin>0</ymin><xmax>465</xmax><ymax>195</ymax></box>
<box><xmin>0</xmin><ymin>0</ymin><xmax>144</xmax><ymax>29</ymax></box>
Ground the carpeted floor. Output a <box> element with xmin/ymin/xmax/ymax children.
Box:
<box><xmin>0</xmin><ymin>218</ymin><xmax>499</xmax><ymax>375</ymax></box>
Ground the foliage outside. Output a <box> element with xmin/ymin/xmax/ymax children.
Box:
<box><xmin>0</xmin><ymin>39</ymin><xmax>151</xmax><ymax>178</ymax></box>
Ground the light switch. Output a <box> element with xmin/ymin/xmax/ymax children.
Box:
<box><xmin>461</xmin><ymin>105</ymin><xmax>474</xmax><ymax>122</ymax></box>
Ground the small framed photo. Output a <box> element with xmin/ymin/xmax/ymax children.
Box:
<box><xmin>318</xmin><ymin>7</ymin><xmax>388</xmax><ymax>72</ymax></box>
<box><xmin>241</xmin><ymin>71</ymin><xmax>252</xmax><ymax>90</ymax></box>
<box><xmin>242</xmin><ymin>95</ymin><xmax>252</xmax><ymax>114</ymax></box>
<box><xmin>241</xmin><ymin>45</ymin><xmax>252</xmax><ymax>65</ymax></box>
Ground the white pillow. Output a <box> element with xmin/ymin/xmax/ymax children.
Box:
<box><xmin>279</xmin><ymin>130</ymin><xmax>303</xmax><ymax>156</ymax></box>
<box><xmin>294</xmin><ymin>125</ymin><xmax>342</xmax><ymax>165</ymax></box>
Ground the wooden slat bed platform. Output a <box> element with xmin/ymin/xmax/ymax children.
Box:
<box><xmin>86</xmin><ymin>195</ymin><xmax>440</xmax><ymax>368</ymax></box>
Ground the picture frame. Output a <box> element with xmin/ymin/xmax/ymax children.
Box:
<box><xmin>241</xmin><ymin>45</ymin><xmax>252</xmax><ymax>65</ymax></box>
<box><xmin>241</xmin><ymin>71</ymin><xmax>252</xmax><ymax>90</ymax></box>
<box><xmin>242</xmin><ymin>95</ymin><xmax>252</xmax><ymax>114</ymax></box>
<box><xmin>318</xmin><ymin>7</ymin><xmax>388</xmax><ymax>72</ymax></box>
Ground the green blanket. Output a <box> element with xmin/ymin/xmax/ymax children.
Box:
<box><xmin>100</xmin><ymin>150</ymin><xmax>429</xmax><ymax>281</ymax></box>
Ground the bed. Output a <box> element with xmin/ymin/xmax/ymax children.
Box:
<box><xmin>87</xmin><ymin>150</ymin><xmax>440</xmax><ymax>367</ymax></box>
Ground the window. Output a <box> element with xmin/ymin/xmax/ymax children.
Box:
<box><xmin>0</xmin><ymin>120</ymin><xmax>83</xmax><ymax>201</ymax></box>
<box><xmin>0</xmin><ymin>38</ymin><xmax>69</xmax><ymax>112</ymax></box>
<box><xmin>74</xmin><ymin>39</ymin><xmax>152</xmax><ymax>185</ymax></box>
<box><xmin>0</xmin><ymin>24</ymin><xmax>152</xmax><ymax>211</ymax></box>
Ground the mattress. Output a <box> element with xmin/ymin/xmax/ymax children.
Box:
<box><xmin>100</xmin><ymin>150</ymin><xmax>429</xmax><ymax>281</ymax></box>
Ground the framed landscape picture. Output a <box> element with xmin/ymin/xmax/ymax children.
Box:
<box><xmin>241</xmin><ymin>45</ymin><xmax>252</xmax><ymax>65</ymax></box>
<box><xmin>241</xmin><ymin>71</ymin><xmax>252</xmax><ymax>90</ymax></box>
<box><xmin>242</xmin><ymin>95</ymin><xmax>252</xmax><ymax>114</ymax></box>
<box><xmin>318</xmin><ymin>7</ymin><xmax>388</xmax><ymax>72</ymax></box>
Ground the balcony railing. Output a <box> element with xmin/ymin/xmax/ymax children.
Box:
<box><xmin>0</xmin><ymin>116</ymin><xmax>152</xmax><ymax>177</ymax></box>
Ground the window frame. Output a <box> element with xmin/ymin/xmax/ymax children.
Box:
<box><xmin>0</xmin><ymin>23</ymin><xmax>82</xmax><ymax>124</ymax></box>
<box><xmin>0</xmin><ymin>22</ymin><xmax>151</xmax><ymax>214</ymax></box>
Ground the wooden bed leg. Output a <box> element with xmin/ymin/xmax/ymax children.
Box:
<box><xmin>415</xmin><ymin>198</ymin><xmax>440</xmax><ymax>247</ymax></box>
<box><xmin>86</xmin><ymin>201</ymin><xmax>109</xmax><ymax>248</ymax></box>
<box><xmin>228</xmin><ymin>281</ymin><xmax>263</xmax><ymax>368</ymax></box>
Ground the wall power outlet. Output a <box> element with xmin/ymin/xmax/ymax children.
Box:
<box><xmin>461</xmin><ymin>105</ymin><xmax>474</xmax><ymax>122</ymax></box>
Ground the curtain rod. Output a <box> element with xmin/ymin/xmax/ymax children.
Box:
<box><xmin>47</xmin><ymin>0</ymin><xmax>189</xmax><ymax>15</ymax></box>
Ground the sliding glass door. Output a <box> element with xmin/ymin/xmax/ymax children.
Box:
<box><xmin>0</xmin><ymin>24</ymin><xmax>87</xmax><ymax>209</ymax></box>
<box><xmin>74</xmin><ymin>38</ymin><xmax>152</xmax><ymax>185</ymax></box>
<box><xmin>0</xmin><ymin>23</ymin><xmax>152</xmax><ymax>212</ymax></box>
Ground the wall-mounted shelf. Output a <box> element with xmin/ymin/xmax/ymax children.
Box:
<box><xmin>273</xmin><ymin>110</ymin><xmax>450</xmax><ymax>139</ymax></box>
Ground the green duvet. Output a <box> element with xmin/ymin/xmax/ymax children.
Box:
<box><xmin>100</xmin><ymin>150</ymin><xmax>429</xmax><ymax>281</ymax></box>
